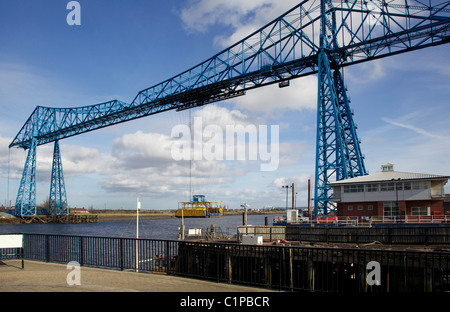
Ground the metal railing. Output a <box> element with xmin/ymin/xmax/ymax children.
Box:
<box><xmin>240</xmin><ymin>225</ymin><xmax>450</xmax><ymax>245</ymax></box>
<box><xmin>21</xmin><ymin>233</ymin><xmax>450</xmax><ymax>292</ymax></box>
<box><xmin>370</xmin><ymin>215</ymin><xmax>450</xmax><ymax>224</ymax></box>
<box><xmin>273</xmin><ymin>215</ymin><xmax>450</xmax><ymax>226</ymax></box>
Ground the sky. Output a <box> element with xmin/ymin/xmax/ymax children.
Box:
<box><xmin>0</xmin><ymin>0</ymin><xmax>449</xmax><ymax>211</ymax></box>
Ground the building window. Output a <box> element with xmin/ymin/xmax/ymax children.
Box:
<box><xmin>412</xmin><ymin>181</ymin><xmax>429</xmax><ymax>190</ymax></box>
<box><xmin>366</xmin><ymin>184</ymin><xmax>379</xmax><ymax>192</ymax></box>
<box><xmin>411</xmin><ymin>206</ymin><xmax>429</xmax><ymax>216</ymax></box>
<box><xmin>344</xmin><ymin>185</ymin><xmax>364</xmax><ymax>193</ymax></box>
<box><xmin>357</xmin><ymin>205</ymin><xmax>363</xmax><ymax>211</ymax></box>
<box><xmin>383</xmin><ymin>201</ymin><xmax>399</xmax><ymax>217</ymax></box>
<box><xmin>380</xmin><ymin>183</ymin><xmax>395</xmax><ymax>191</ymax></box>
<box><xmin>403</xmin><ymin>182</ymin><xmax>411</xmax><ymax>190</ymax></box>
<box><xmin>368</xmin><ymin>205</ymin><xmax>373</xmax><ymax>211</ymax></box>
<box><xmin>347</xmin><ymin>205</ymin><xmax>353</xmax><ymax>211</ymax></box>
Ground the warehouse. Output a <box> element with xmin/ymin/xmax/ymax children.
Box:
<box><xmin>329</xmin><ymin>163</ymin><xmax>449</xmax><ymax>221</ymax></box>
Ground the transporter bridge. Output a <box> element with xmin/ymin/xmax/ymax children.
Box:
<box><xmin>8</xmin><ymin>0</ymin><xmax>450</xmax><ymax>217</ymax></box>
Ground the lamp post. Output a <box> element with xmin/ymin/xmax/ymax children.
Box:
<box><xmin>391</xmin><ymin>178</ymin><xmax>401</xmax><ymax>222</ymax></box>
<box><xmin>282</xmin><ymin>184</ymin><xmax>292</xmax><ymax>210</ymax></box>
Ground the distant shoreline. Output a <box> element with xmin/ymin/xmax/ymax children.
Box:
<box><xmin>96</xmin><ymin>209</ymin><xmax>284</xmax><ymax>222</ymax></box>
<box><xmin>0</xmin><ymin>209</ymin><xmax>286</xmax><ymax>224</ymax></box>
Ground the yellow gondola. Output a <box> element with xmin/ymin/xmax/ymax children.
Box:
<box><xmin>176</xmin><ymin>195</ymin><xmax>225</xmax><ymax>218</ymax></box>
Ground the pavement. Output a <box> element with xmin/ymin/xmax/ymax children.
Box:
<box><xmin>0</xmin><ymin>259</ymin><xmax>275</xmax><ymax>292</ymax></box>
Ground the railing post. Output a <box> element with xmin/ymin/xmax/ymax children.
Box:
<box><xmin>289</xmin><ymin>247</ymin><xmax>294</xmax><ymax>291</ymax></box>
<box><xmin>227</xmin><ymin>252</ymin><xmax>232</xmax><ymax>284</ymax></box>
<box><xmin>79</xmin><ymin>236</ymin><xmax>83</xmax><ymax>266</ymax></box>
<box><xmin>279</xmin><ymin>246</ymin><xmax>282</xmax><ymax>291</ymax></box>
<box><xmin>166</xmin><ymin>240</ymin><xmax>171</xmax><ymax>273</ymax></box>
<box><xmin>46</xmin><ymin>234</ymin><xmax>50</xmax><ymax>262</ymax></box>
<box><xmin>119</xmin><ymin>237</ymin><xmax>123</xmax><ymax>271</ymax></box>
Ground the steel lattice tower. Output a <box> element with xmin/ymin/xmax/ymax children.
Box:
<box><xmin>314</xmin><ymin>0</ymin><xmax>368</xmax><ymax>215</ymax></box>
<box><xmin>49</xmin><ymin>140</ymin><xmax>68</xmax><ymax>216</ymax></box>
<box><xmin>15</xmin><ymin>136</ymin><xmax>37</xmax><ymax>216</ymax></box>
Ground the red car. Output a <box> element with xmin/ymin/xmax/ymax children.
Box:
<box><xmin>317</xmin><ymin>215</ymin><xmax>338</xmax><ymax>223</ymax></box>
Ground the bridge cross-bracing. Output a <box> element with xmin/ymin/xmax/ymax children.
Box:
<box><xmin>8</xmin><ymin>0</ymin><xmax>450</xmax><ymax>217</ymax></box>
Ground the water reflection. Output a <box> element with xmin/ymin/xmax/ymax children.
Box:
<box><xmin>0</xmin><ymin>214</ymin><xmax>274</xmax><ymax>240</ymax></box>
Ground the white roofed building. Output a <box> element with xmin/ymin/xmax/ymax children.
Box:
<box><xmin>328</xmin><ymin>164</ymin><xmax>449</xmax><ymax>221</ymax></box>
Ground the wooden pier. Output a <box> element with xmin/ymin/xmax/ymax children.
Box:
<box><xmin>20</xmin><ymin>214</ymin><xmax>98</xmax><ymax>224</ymax></box>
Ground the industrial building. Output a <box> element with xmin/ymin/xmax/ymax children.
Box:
<box><xmin>329</xmin><ymin>164</ymin><xmax>449</xmax><ymax>221</ymax></box>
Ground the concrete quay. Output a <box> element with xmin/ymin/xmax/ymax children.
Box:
<box><xmin>0</xmin><ymin>260</ymin><xmax>274</xmax><ymax>292</ymax></box>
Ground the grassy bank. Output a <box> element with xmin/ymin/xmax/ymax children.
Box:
<box><xmin>0</xmin><ymin>209</ymin><xmax>286</xmax><ymax>224</ymax></box>
<box><xmin>94</xmin><ymin>209</ymin><xmax>285</xmax><ymax>222</ymax></box>
<box><xmin>95</xmin><ymin>210</ymin><xmax>175</xmax><ymax>222</ymax></box>
<box><xmin>0</xmin><ymin>217</ymin><xmax>20</xmax><ymax>225</ymax></box>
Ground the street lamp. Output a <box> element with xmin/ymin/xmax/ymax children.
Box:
<box><xmin>295</xmin><ymin>192</ymin><xmax>298</xmax><ymax>209</ymax></box>
<box><xmin>282</xmin><ymin>185</ymin><xmax>292</xmax><ymax>210</ymax></box>
<box><xmin>391</xmin><ymin>178</ymin><xmax>401</xmax><ymax>222</ymax></box>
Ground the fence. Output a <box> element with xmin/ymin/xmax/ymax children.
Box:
<box><xmin>238</xmin><ymin>225</ymin><xmax>450</xmax><ymax>245</ymax></box>
<box><xmin>273</xmin><ymin>215</ymin><xmax>450</xmax><ymax>226</ymax></box>
<box><xmin>20</xmin><ymin>233</ymin><xmax>450</xmax><ymax>292</ymax></box>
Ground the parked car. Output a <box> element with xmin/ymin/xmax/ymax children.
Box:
<box><xmin>298</xmin><ymin>216</ymin><xmax>310</xmax><ymax>223</ymax></box>
<box><xmin>317</xmin><ymin>215</ymin><xmax>338</xmax><ymax>224</ymax></box>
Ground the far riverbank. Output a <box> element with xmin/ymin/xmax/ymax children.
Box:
<box><xmin>95</xmin><ymin>209</ymin><xmax>285</xmax><ymax>222</ymax></box>
<box><xmin>0</xmin><ymin>209</ymin><xmax>286</xmax><ymax>224</ymax></box>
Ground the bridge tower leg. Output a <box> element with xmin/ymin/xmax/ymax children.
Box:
<box><xmin>314</xmin><ymin>1</ymin><xmax>367</xmax><ymax>216</ymax></box>
<box><xmin>314</xmin><ymin>47</ymin><xmax>367</xmax><ymax>215</ymax></box>
<box><xmin>15</xmin><ymin>137</ymin><xmax>38</xmax><ymax>216</ymax></box>
<box><xmin>49</xmin><ymin>140</ymin><xmax>68</xmax><ymax>216</ymax></box>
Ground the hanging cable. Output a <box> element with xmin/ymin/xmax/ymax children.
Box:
<box><xmin>7</xmin><ymin>148</ymin><xmax>11</xmax><ymax>210</ymax></box>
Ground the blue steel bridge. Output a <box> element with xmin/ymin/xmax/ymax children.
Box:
<box><xmin>8</xmin><ymin>0</ymin><xmax>450</xmax><ymax>217</ymax></box>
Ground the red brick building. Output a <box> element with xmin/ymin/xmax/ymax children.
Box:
<box><xmin>329</xmin><ymin>164</ymin><xmax>449</xmax><ymax>220</ymax></box>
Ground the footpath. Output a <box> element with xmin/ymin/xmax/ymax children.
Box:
<box><xmin>0</xmin><ymin>259</ymin><xmax>274</xmax><ymax>292</ymax></box>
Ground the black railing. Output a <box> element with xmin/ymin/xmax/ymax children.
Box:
<box><xmin>239</xmin><ymin>225</ymin><xmax>450</xmax><ymax>245</ymax></box>
<box><xmin>21</xmin><ymin>234</ymin><xmax>450</xmax><ymax>292</ymax></box>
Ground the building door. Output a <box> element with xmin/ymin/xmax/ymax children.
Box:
<box><xmin>383</xmin><ymin>201</ymin><xmax>399</xmax><ymax>221</ymax></box>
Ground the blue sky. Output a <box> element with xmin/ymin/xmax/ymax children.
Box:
<box><xmin>0</xmin><ymin>0</ymin><xmax>449</xmax><ymax>211</ymax></box>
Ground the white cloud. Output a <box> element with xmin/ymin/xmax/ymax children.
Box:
<box><xmin>0</xmin><ymin>136</ymin><xmax>27</xmax><ymax>180</ymax></box>
<box><xmin>381</xmin><ymin>117</ymin><xmax>445</xmax><ymax>140</ymax></box>
<box><xmin>234</xmin><ymin>77</ymin><xmax>317</xmax><ymax>115</ymax></box>
<box><xmin>74</xmin><ymin>105</ymin><xmax>286</xmax><ymax>194</ymax></box>
<box><xmin>346</xmin><ymin>60</ymin><xmax>386</xmax><ymax>84</ymax></box>
<box><xmin>179</xmin><ymin>0</ymin><xmax>300</xmax><ymax>47</ymax></box>
<box><xmin>270</xmin><ymin>173</ymin><xmax>312</xmax><ymax>190</ymax></box>
<box><xmin>61</xmin><ymin>145</ymin><xmax>113</xmax><ymax>177</ymax></box>
<box><xmin>111</xmin><ymin>131</ymin><xmax>175</xmax><ymax>169</ymax></box>
<box><xmin>179</xmin><ymin>1</ymin><xmax>270</xmax><ymax>34</ymax></box>
<box><xmin>193</xmin><ymin>104</ymin><xmax>253</xmax><ymax>126</ymax></box>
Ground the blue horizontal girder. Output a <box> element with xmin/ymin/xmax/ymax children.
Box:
<box><xmin>10</xmin><ymin>0</ymin><xmax>450</xmax><ymax>149</ymax></box>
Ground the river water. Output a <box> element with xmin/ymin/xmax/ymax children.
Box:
<box><xmin>0</xmin><ymin>214</ymin><xmax>275</xmax><ymax>241</ymax></box>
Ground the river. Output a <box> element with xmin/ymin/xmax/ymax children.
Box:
<box><xmin>0</xmin><ymin>214</ymin><xmax>275</xmax><ymax>240</ymax></box>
